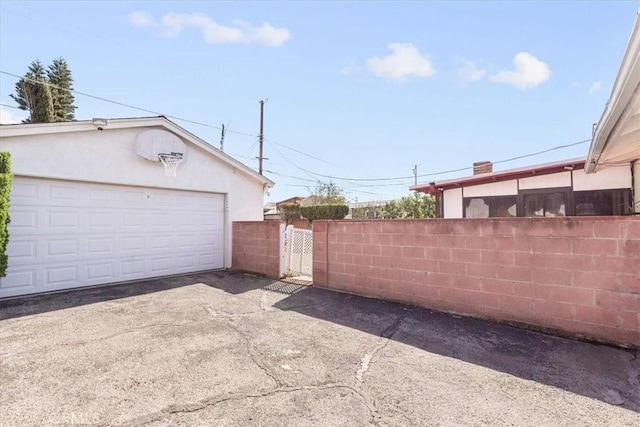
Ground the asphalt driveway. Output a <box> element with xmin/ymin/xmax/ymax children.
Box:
<box><xmin>1</xmin><ymin>271</ymin><xmax>638</xmax><ymax>426</ymax></box>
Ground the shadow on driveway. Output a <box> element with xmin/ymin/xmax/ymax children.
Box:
<box><xmin>1</xmin><ymin>270</ymin><xmax>638</xmax><ymax>413</ymax></box>
<box><xmin>272</xmin><ymin>284</ymin><xmax>640</xmax><ymax>413</ymax></box>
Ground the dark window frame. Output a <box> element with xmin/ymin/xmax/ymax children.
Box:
<box><xmin>573</xmin><ymin>188</ymin><xmax>632</xmax><ymax>216</ymax></box>
<box><xmin>463</xmin><ymin>195</ymin><xmax>518</xmax><ymax>218</ymax></box>
<box><xmin>517</xmin><ymin>187</ymin><xmax>573</xmax><ymax>217</ymax></box>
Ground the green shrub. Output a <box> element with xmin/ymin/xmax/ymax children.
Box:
<box><xmin>0</xmin><ymin>152</ymin><xmax>12</xmax><ymax>277</ymax></box>
<box><xmin>0</xmin><ymin>152</ymin><xmax>10</xmax><ymax>174</ymax></box>
<box><xmin>277</xmin><ymin>202</ymin><xmax>301</xmax><ymax>225</ymax></box>
<box><xmin>300</xmin><ymin>204</ymin><xmax>349</xmax><ymax>221</ymax></box>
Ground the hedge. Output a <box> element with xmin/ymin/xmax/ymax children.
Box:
<box><xmin>299</xmin><ymin>204</ymin><xmax>349</xmax><ymax>221</ymax></box>
<box><xmin>0</xmin><ymin>152</ymin><xmax>12</xmax><ymax>277</ymax></box>
<box><xmin>277</xmin><ymin>202</ymin><xmax>301</xmax><ymax>225</ymax></box>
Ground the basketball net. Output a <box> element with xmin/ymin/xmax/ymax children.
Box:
<box><xmin>158</xmin><ymin>153</ymin><xmax>184</xmax><ymax>177</ymax></box>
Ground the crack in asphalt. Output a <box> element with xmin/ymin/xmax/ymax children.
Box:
<box><xmin>129</xmin><ymin>383</ymin><xmax>377</xmax><ymax>426</ymax></box>
<box><xmin>226</xmin><ymin>321</ymin><xmax>283</xmax><ymax>389</ymax></box>
<box><xmin>260</xmin><ymin>290</ymin><xmax>273</xmax><ymax>311</ymax></box>
<box><xmin>355</xmin><ymin>314</ymin><xmax>405</xmax><ymax>386</ymax></box>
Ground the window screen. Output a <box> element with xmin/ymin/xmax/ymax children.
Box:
<box><xmin>523</xmin><ymin>192</ymin><xmax>566</xmax><ymax>217</ymax></box>
<box><xmin>464</xmin><ymin>196</ymin><xmax>517</xmax><ymax>218</ymax></box>
<box><xmin>574</xmin><ymin>189</ymin><xmax>631</xmax><ymax>216</ymax></box>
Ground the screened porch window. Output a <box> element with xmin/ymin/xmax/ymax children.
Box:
<box><xmin>464</xmin><ymin>196</ymin><xmax>517</xmax><ymax>218</ymax></box>
<box><xmin>574</xmin><ymin>189</ymin><xmax>632</xmax><ymax>216</ymax></box>
<box><xmin>522</xmin><ymin>191</ymin><xmax>567</xmax><ymax>217</ymax></box>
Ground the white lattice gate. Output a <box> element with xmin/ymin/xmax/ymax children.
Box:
<box><xmin>283</xmin><ymin>225</ymin><xmax>313</xmax><ymax>278</ymax></box>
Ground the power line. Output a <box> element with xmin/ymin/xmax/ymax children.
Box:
<box><xmin>266</xmin><ymin>138</ymin><xmax>591</xmax><ymax>183</ymax></box>
<box><xmin>2</xmin><ymin>71</ymin><xmax>591</xmax><ymax>185</ymax></box>
<box><xmin>0</xmin><ymin>70</ymin><xmax>257</xmax><ymax>138</ymax></box>
<box><xmin>492</xmin><ymin>139</ymin><xmax>590</xmax><ymax>166</ymax></box>
<box><xmin>0</xmin><ymin>103</ymin><xmax>22</xmax><ymax>110</ymax></box>
<box><xmin>266</xmin><ymin>139</ymin><xmax>339</xmax><ymax>166</ymax></box>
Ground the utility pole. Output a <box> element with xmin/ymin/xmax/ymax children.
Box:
<box><xmin>413</xmin><ymin>164</ymin><xmax>418</xmax><ymax>186</ymax></box>
<box><xmin>220</xmin><ymin>123</ymin><xmax>227</xmax><ymax>152</ymax></box>
<box><xmin>258</xmin><ymin>99</ymin><xmax>267</xmax><ymax>175</ymax></box>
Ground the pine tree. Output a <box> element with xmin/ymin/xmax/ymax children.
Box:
<box><xmin>47</xmin><ymin>57</ymin><xmax>76</xmax><ymax>122</ymax></box>
<box><xmin>10</xmin><ymin>58</ymin><xmax>76</xmax><ymax>123</ymax></box>
<box><xmin>10</xmin><ymin>60</ymin><xmax>54</xmax><ymax>123</ymax></box>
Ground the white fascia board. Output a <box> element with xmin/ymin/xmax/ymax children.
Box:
<box><xmin>0</xmin><ymin>116</ymin><xmax>274</xmax><ymax>188</ymax></box>
<box><xmin>159</xmin><ymin>118</ymin><xmax>275</xmax><ymax>188</ymax></box>
<box><xmin>587</xmin><ymin>11</ymin><xmax>640</xmax><ymax>173</ymax></box>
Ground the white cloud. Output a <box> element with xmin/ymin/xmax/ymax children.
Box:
<box><xmin>355</xmin><ymin>43</ymin><xmax>435</xmax><ymax>81</ymax></box>
<box><xmin>340</xmin><ymin>61</ymin><xmax>362</xmax><ymax>76</ymax></box>
<box><xmin>130</xmin><ymin>11</ymin><xmax>290</xmax><ymax>47</ymax></box>
<box><xmin>588</xmin><ymin>81</ymin><xmax>601</xmax><ymax>95</ymax></box>
<box><xmin>129</xmin><ymin>11</ymin><xmax>155</xmax><ymax>28</ymax></box>
<box><xmin>0</xmin><ymin>105</ymin><xmax>25</xmax><ymax>124</ymax></box>
<box><xmin>455</xmin><ymin>59</ymin><xmax>486</xmax><ymax>84</ymax></box>
<box><xmin>490</xmin><ymin>52</ymin><xmax>551</xmax><ymax>90</ymax></box>
<box><xmin>571</xmin><ymin>82</ymin><xmax>582</xmax><ymax>88</ymax></box>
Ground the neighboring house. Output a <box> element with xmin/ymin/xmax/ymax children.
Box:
<box><xmin>411</xmin><ymin>159</ymin><xmax>632</xmax><ymax>219</ymax></box>
<box><xmin>0</xmin><ymin>116</ymin><xmax>273</xmax><ymax>298</ymax></box>
<box><xmin>276</xmin><ymin>196</ymin><xmax>305</xmax><ymax>214</ymax></box>
<box><xmin>276</xmin><ymin>196</ymin><xmax>311</xmax><ymax>230</ymax></box>
<box><xmin>587</xmin><ymin>11</ymin><xmax>639</xmax><ymax>214</ymax></box>
<box><xmin>263</xmin><ymin>196</ymin><xmax>305</xmax><ymax>221</ymax></box>
<box><xmin>263</xmin><ymin>202</ymin><xmax>280</xmax><ymax>220</ymax></box>
<box><xmin>412</xmin><ymin>12</ymin><xmax>640</xmax><ymax>219</ymax></box>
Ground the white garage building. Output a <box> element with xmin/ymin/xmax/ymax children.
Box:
<box><xmin>0</xmin><ymin>116</ymin><xmax>273</xmax><ymax>298</ymax></box>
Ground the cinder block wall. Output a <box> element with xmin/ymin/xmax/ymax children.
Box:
<box><xmin>232</xmin><ymin>221</ymin><xmax>283</xmax><ymax>278</ymax></box>
<box><xmin>313</xmin><ymin>218</ymin><xmax>639</xmax><ymax>347</ymax></box>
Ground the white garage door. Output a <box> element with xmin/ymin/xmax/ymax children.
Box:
<box><xmin>0</xmin><ymin>177</ymin><xmax>225</xmax><ymax>298</ymax></box>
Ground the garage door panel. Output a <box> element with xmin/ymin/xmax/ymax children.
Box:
<box><xmin>0</xmin><ymin>177</ymin><xmax>226</xmax><ymax>298</ymax></box>
<box><xmin>46</xmin><ymin>265</ymin><xmax>78</xmax><ymax>286</ymax></box>
<box><xmin>122</xmin><ymin>236</ymin><xmax>146</xmax><ymax>253</ymax></box>
<box><xmin>49</xmin><ymin>184</ymin><xmax>80</xmax><ymax>201</ymax></box>
<box><xmin>122</xmin><ymin>212</ymin><xmax>147</xmax><ymax>227</ymax></box>
<box><xmin>47</xmin><ymin>239</ymin><xmax>79</xmax><ymax>257</ymax></box>
<box><xmin>121</xmin><ymin>259</ymin><xmax>146</xmax><ymax>276</ymax></box>
<box><xmin>150</xmin><ymin>257</ymin><xmax>173</xmax><ymax>275</ymax></box>
<box><xmin>87</xmin><ymin>211</ymin><xmax>117</xmax><ymax>227</ymax></box>
<box><xmin>150</xmin><ymin>213</ymin><xmax>175</xmax><ymax>227</ymax></box>
<box><xmin>89</xmin><ymin>187</ymin><xmax>116</xmax><ymax>202</ymax></box>
<box><xmin>8</xmin><ymin>209</ymin><xmax>38</xmax><ymax>230</ymax></box>
<box><xmin>151</xmin><ymin>235</ymin><xmax>172</xmax><ymax>250</ymax></box>
<box><xmin>88</xmin><ymin>238</ymin><xmax>115</xmax><ymax>255</ymax></box>
<box><xmin>6</xmin><ymin>239</ymin><xmax>37</xmax><ymax>262</ymax></box>
<box><xmin>2</xmin><ymin>269</ymin><xmax>36</xmax><ymax>290</ymax></box>
<box><xmin>199</xmin><ymin>252</ymin><xmax>222</xmax><ymax>268</ymax></box>
<box><xmin>175</xmin><ymin>213</ymin><xmax>197</xmax><ymax>226</ymax></box>
<box><xmin>86</xmin><ymin>262</ymin><xmax>115</xmax><ymax>281</ymax></box>
<box><xmin>175</xmin><ymin>234</ymin><xmax>197</xmax><ymax>249</ymax></box>
<box><xmin>176</xmin><ymin>254</ymin><xmax>197</xmax><ymax>270</ymax></box>
<box><xmin>8</xmin><ymin>180</ymin><xmax>38</xmax><ymax>203</ymax></box>
<box><xmin>48</xmin><ymin>211</ymin><xmax>80</xmax><ymax>228</ymax></box>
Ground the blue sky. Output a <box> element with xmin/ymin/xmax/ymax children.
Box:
<box><xmin>1</xmin><ymin>1</ymin><xmax>638</xmax><ymax>203</ymax></box>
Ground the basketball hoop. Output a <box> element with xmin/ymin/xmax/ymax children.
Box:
<box><xmin>158</xmin><ymin>152</ymin><xmax>184</xmax><ymax>177</ymax></box>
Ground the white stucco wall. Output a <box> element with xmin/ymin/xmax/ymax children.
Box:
<box><xmin>0</xmin><ymin>125</ymin><xmax>267</xmax><ymax>267</ymax></box>
<box><xmin>443</xmin><ymin>188</ymin><xmax>463</xmax><ymax>218</ymax></box>
<box><xmin>519</xmin><ymin>171</ymin><xmax>571</xmax><ymax>190</ymax></box>
<box><xmin>462</xmin><ymin>180</ymin><xmax>518</xmax><ymax>197</ymax></box>
<box><xmin>572</xmin><ymin>164</ymin><xmax>631</xmax><ymax>191</ymax></box>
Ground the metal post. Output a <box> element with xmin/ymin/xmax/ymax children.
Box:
<box><xmin>258</xmin><ymin>100</ymin><xmax>265</xmax><ymax>175</ymax></box>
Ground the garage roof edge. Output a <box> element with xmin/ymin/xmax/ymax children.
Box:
<box><xmin>0</xmin><ymin>116</ymin><xmax>274</xmax><ymax>187</ymax></box>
